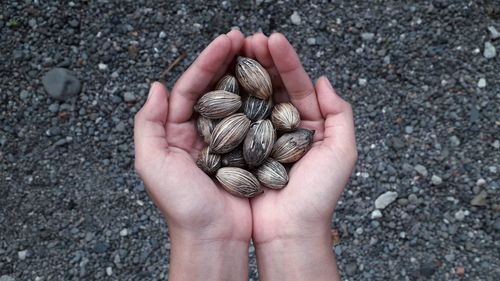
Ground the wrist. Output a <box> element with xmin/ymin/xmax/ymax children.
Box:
<box><xmin>169</xmin><ymin>233</ymin><xmax>249</xmax><ymax>281</ymax></box>
<box><xmin>253</xmin><ymin>221</ymin><xmax>340</xmax><ymax>281</ymax></box>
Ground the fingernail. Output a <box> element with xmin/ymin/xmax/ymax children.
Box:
<box><xmin>323</xmin><ymin>76</ymin><xmax>334</xmax><ymax>91</ymax></box>
<box><xmin>147</xmin><ymin>82</ymin><xmax>160</xmax><ymax>102</ymax></box>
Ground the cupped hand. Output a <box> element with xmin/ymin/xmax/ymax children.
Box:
<box><xmin>133</xmin><ymin>30</ymin><xmax>252</xmax><ymax>245</ymax></box>
<box><xmin>242</xmin><ymin>33</ymin><xmax>358</xmax><ymax>245</ymax></box>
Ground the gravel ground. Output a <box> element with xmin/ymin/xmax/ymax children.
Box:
<box><xmin>1</xmin><ymin>0</ymin><xmax>499</xmax><ymax>280</ymax></box>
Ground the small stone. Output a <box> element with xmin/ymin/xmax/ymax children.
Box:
<box><xmin>98</xmin><ymin>63</ymin><xmax>108</xmax><ymax>71</ymax></box>
<box><xmin>94</xmin><ymin>242</ymin><xmax>108</xmax><ymax>253</ymax></box>
<box><xmin>119</xmin><ymin>228</ymin><xmax>128</xmax><ymax>236</ymax></box>
<box><xmin>48</xmin><ymin>103</ymin><xmax>59</xmax><ymax>113</ymax></box>
<box><xmin>0</xmin><ymin>276</ymin><xmax>15</xmax><ymax>281</ymax></box>
<box><xmin>306</xmin><ymin>38</ymin><xmax>316</xmax><ymax>45</ymax></box>
<box><xmin>123</xmin><ymin>92</ymin><xmax>136</xmax><ymax>102</ymax></box>
<box><xmin>358</xmin><ymin>78</ymin><xmax>367</xmax><ymax>86</ymax></box>
<box><xmin>454</xmin><ymin>210</ymin><xmax>465</xmax><ymax>221</ymax></box>
<box><xmin>419</xmin><ymin>262</ymin><xmax>437</xmax><ymax>277</ymax></box>
<box><xmin>106</xmin><ymin>267</ymin><xmax>113</xmax><ymax>276</ymax></box>
<box><xmin>489</xmin><ymin>166</ymin><xmax>497</xmax><ymax>173</ymax></box>
<box><xmin>455</xmin><ymin>266</ymin><xmax>465</xmax><ymax>276</ymax></box>
<box><xmin>20</xmin><ymin>90</ymin><xmax>30</xmax><ymax>100</ymax></box>
<box><xmin>290</xmin><ymin>11</ymin><xmax>301</xmax><ymax>25</ymax></box>
<box><xmin>493</xmin><ymin>217</ymin><xmax>500</xmax><ymax>231</ymax></box>
<box><xmin>371</xmin><ymin>209</ymin><xmax>382</xmax><ymax>219</ymax></box>
<box><xmin>28</xmin><ymin>18</ymin><xmax>37</xmax><ymax>28</ymax></box>
<box><xmin>361</xmin><ymin>32</ymin><xmax>375</xmax><ymax>41</ymax></box>
<box><xmin>18</xmin><ymin>250</ymin><xmax>27</xmax><ymax>260</ymax></box>
<box><xmin>159</xmin><ymin>31</ymin><xmax>167</xmax><ymax>39</ymax></box>
<box><xmin>414</xmin><ymin>164</ymin><xmax>428</xmax><ymax>177</ymax></box>
<box><xmin>408</xmin><ymin>194</ymin><xmax>418</xmax><ymax>203</ymax></box>
<box><xmin>483</xmin><ymin>42</ymin><xmax>496</xmax><ymax>59</ymax></box>
<box><xmin>492</xmin><ymin>140</ymin><xmax>500</xmax><ymax>149</ymax></box>
<box><xmin>476</xmin><ymin>178</ymin><xmax>486</xmax><ymax>186</ymax></box>
<box><xmin>444</xmin><ymin>253</ymin><xmax>455</xmax><ymax>263</ymax></box>
<box><xmin>375</xmin><ymin>191</ymin><xmax>398</xmax><ymax>209</ymax></box>
<box><xmin>449</xmin><ymin>135</ymin><xmax>460</xmax><ymax>147</ymax></box>
<box><xmin>477</xmin><ymin>78</ymin><xmax>487</xmax><ymax>88</ymax></box>
<box><xmin>115</xmin><ymin>122</ymin><xmax>127</xmax><ymax>132</ymax></box>
<box><xmin>431</xmin><ymin>175</ymin><xmax>442</xmax><ymax>185</ymax></box>
<box><xmin>488</xmin><ymin>26</ymin><xmax>500</xmax><ymax>39</ymax></box>
<box><xmin>470</xmin><ymin>190</ymin><xmax>487</xmax><ymax>206</ymax></box>
<box><xmin>345</xmin><ymin>263</ymin><xmax>357</xmax><ymax>275</ymax></box>
<box><xmin>68</xmin><ymin>19</ymin><xmax>79</xmax><ymax>28</ymax></box>
<box><xmin>404</xmin><ymin>126</ymin><xmax>413</xmax><ymax>134</ymax></box>
<box><xmin>42</xmin><ymin>68</ymin><xmax>81</xmax><ymax>101</ymax></box>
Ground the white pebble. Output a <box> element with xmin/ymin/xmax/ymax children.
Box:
<box><xmin>106</xmin><ymin>267</ymin><xmax>113</xmax><ymax>276</ymax></box>
<box><xmin>371</xmin><ymin>209</ymin><xmax>383</xmax><ymax>219</ymax></box>
<box><xmin>358</xmin><ymin>78</ymin><xmax>367</xmax><ymax>86</ymax></box>
<box><xmin>477</xmin><ymin>78</ymin><xmax>486</xmax><ymax>88</ymax></box>
<box><xmin>375</xmin><ymin>191</ymin><xmax>398</xmax><ymax>209</ymax></box>
<box><xmin>454</xmin><ymin>210</ymin><xmax>465</xmax><ymax>221</ymax></box>
<box><xmin>159</xmin><ymin>31</ymin><xmax>166</xmax><ymax>39</ymax></box>
<box><xmin>290</xmin><ymin>11</ymin><xmax>301</xmax><ymax>25</ymax></box>
<box><xmin>484</xmin><ymin>42</ymin><xmax>496</xmax><ymax>59</ymax></box>
<box><xmin>119</xmin><ymin>228</ymin><xmax>128</xmax><ymax>236</ymax></box>
<box><xmin>18</xmin><ymin>250</ymin><xmax>27</xmax><ymax>260</ymax></box>
<box><xmin>488</xmin><ymin>26</ymin><xmax>500</xmax><ymax>39</ymax></box>
<box><xmin>98</xmin><ymin>63</ymin><xmax>108</xmax><ymax>71</ymax></box>
<box><xmin>476</xmin><ymin>178</ymin><xmax>486</xmax><ymax>186</ymax></box>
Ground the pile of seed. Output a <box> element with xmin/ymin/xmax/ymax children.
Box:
<box><xmin>195</xmin><ymin>57</ymin><xmax>314</xmax><ymax>198</ymax></box>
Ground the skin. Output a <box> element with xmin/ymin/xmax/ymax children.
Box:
<box><xmin>134</xmin><ymin>30</ymin><xmax>357</xmax><ymax>281</ymax></box>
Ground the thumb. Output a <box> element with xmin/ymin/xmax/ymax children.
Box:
<box><xmin>134</xmin><ymin>82</ymin><xmax>170</xmax><ymax>173</ymax></box>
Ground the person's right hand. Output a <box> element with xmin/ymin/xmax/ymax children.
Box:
<box><xmin>134</xmin><ymin>30</ymin><xmax>252</xmax><ymax>281</ymax></box>
<box><xmin>242</xmin><ymin>33</ymin><xmax>358</xmax><ymax>281</ymax></box>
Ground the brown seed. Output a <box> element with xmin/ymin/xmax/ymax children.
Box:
<box><xmin>210</xmin><ymin>113</ymin><xmax>251</xmax><ymax>154</ymax></box>
<box><xmin>215</xmin><ymin>75</ymin><xmax>239</xmax><ymax>95</ymax></box>
<box><xmin>271</xmin><ymin>128</ymin><xmax>315</xmax><ymax>163</ymax></box>
<box><xmin>235</xmin><ymin>57</ymin><xmax>272</xmax><ymax>99</ymax></box>
<box><xmin>196</xmin><ymin>116</ymin><xmax>217</xmax><ymax>144</ymax></box>
<box><xmin>256</xmin><ymin>158</ymin><xmax>289</xmax><ymax>189</ymax></box>
<box><xmin>194</xmin><ymin>90</ymin><xmax>241</xmax><ymax>119</ymax></box>
<box><xmin>196</xmin><ymin>147</ymin><xmax>221</xmax><ymax>175</ymax></box>
<box><xmin>243</xmin><ymin>96</ymin><xmax>273</xmax><ymax>121</ymax></box>
<box><xmin>243</xmin><ymin>119</ymin><xmax>276</xmax><ymax>167</ymax></box>
<box><xmin>216</xmin><ymin>167</ymin><xmax>263</xmax><ymax>198</ymax></box>
<box><xmin>221</xmin><ymin>148</ymin><xmax>246</xmax><ymax>168</ymax></box>
<box><xmin>271</xmin><ymin>102</ymin><xmax>300</xmax><ymax>131</ymax></box>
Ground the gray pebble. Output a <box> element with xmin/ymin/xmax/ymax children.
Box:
<box><xmin>115</xmin><ymin>122</ymin><xmax>127</xmax><ymax>132</ymax></box>
<box><xmin>18</xmin><ymin>249</ymin><xmax>27</xmax><ymax>260</ymax></box>
<box><xmin>488</xmin><ymin>26</ymin><xmax>500</xmax><ymax>39</ymax></box>
<box><xmin>449</xmin><ymin>135</ymin><xmax>460</xmax><ymax>147</ymax></box>
<box><xmin>361</xmin><ymin>32</ymin><xmax>375</xmax><ymax>41</ymax></box>
<box><xmin>345</xmin><ymin>263</ymin><xmax>357</xmax><ymax>275</ymax></box>
<box><xmin>493</xmin><ymin>217</ymin><xmax>500</xmax><ymax>231</ymax></box>
<box><xmin>123</xmin><ymin>92</ymin><xmax>136</xmax><ymax>102</ymax></box>
<box><xmin>431</xmin><ymin>175</ymin><xmax>442</xmax><ymax>185</ymax></box>
<box><xmin>48</xmin><ymin>103</ymin><xmax>59</xmax><ymax>113</ymax></box>
<box><xmin>306</xmin><ymin>38</ymin><xmax>316</xmax><ymax>45</ymax></box>
<box><xmin>0</xmin><ymin>276</ymin><xmax>15</xmax><ymax>281</ymax></box>
<box><xmin>414</xmin><ymin>164</ymin><xmax>428</xmax><ymax>177</ymax></box>
<box><xmin>42</xmin><ymin>68</ymin><xmax>81</xmax><ymax>101</ymax></box>
<box><xmin>20</xmin><ymin>90</ymin><xmax>30</xmax><ymax>100</ymax></box>
<box><xmin>404</xmin><ymin>126</ymin><xmax>413</xmax><ymax>134</ymax></box>
<box><xmin>69</xmin><ymin>19</ymin><xmax>79</xmax><ymax>28</ymax></box>
<box><xmin>484</xmin><ymin>42</ymin><xmax>496</xmax><ymax>59</ymax></box>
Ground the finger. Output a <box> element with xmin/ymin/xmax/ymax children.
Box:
<box><xmin>268</xmin><ymin>33</ymin><xmax>322</xmax><ymax>121</ymax></box>
<box><xmin>251</xmin><ymin>32</ymin><xmax>288</xmax><ymax>103</ymax></box>
<box><xmin>315</xmin><ymin>76</ymin><xmax>357</xmax><ymax>158</ymax></box>
<box><xmin>242</xmin><ymin>35</ymin><xmax>253</xmax><ymax>58</ymax></box>
<box><xmin>134</xmin><ymin>82</ymin><xmax>170</xmax><ymax>171</ymax></box>
<box><xmin>168</xmin><ymin>35</ymin><xmax>233</xmax><ymax>123</ymax></box>
<box><xmin>214</xmin><ymin>29</ymin><xmax>245</xmax><ymax>79</ymax></box>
